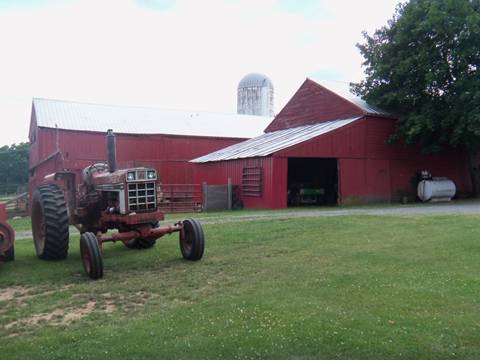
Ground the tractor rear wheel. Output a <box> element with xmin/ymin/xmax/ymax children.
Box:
<box><xmin>80</xmin><ymin>232</ymin><xmax>103</xmax><ymax>280</ymax></box>
<box><xmin>180</xmin><ymin>219</ymin><xmax>204</xmax><ymax>261</ymax></box>
<box><xmin>31</xmin><ymin>184</ymin><xmax>69</xmax><ymax>260</ymax></box>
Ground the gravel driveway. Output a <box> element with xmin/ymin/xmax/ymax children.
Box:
<box><xmin>198</xmin><ymin>201</ymin><xmax>480</xmax><ymax>224</ymax></box>
<box><xmin>15</xmin><ymin>201</ymin><xmax>480</xmax><ymax>240</ymax></box>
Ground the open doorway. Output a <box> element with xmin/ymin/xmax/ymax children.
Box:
<box><xmin>287</xmin><ymin>158</ymin><xmax>338</xmax><ymax>206</ymax></box>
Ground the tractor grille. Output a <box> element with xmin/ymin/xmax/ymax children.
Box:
<box><xmin>128</xmin><ymin>182</ymin><xmax>156</xmax><ymax>212</ymax></box>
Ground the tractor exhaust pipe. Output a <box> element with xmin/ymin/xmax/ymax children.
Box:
<box><xmin>106</xmin><ymin>129</ymin><xmax>117</xmax><ymax>173</ymax></box>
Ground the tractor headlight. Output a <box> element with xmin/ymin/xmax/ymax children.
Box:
<box><xmin>127</xmin><ymin>172</ymin><xmax>136</xmax><ymax>181</ymax></box>
<box><xmin>147</xmin><ymin>170</ymin><xmax>156</xmax><ymax>180</ymax></box>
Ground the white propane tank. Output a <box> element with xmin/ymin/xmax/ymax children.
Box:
<box><xmin>417</xmin><ymin>177</ymin><xmax>456</xmax><ymax>202</ymax></box>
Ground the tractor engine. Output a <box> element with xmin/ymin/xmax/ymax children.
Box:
<box><xmin>82</xmin><ymin>166</ymin><xmax>158</xmax><ymax>216</ymax></box>
<box><xmin>76</xmin><ymin>130</ymin><xmax>163</xmax><ymax>233</ymax></box>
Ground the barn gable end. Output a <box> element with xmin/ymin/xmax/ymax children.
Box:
<box><xmin>265</xmin><ymin>79</ymin><xmax>366</xmax><ymax>132</ymax></box>
<box><xmin>193</xmin><ymin>78</ymin><xmax>472</xmax><ymax>209</ymax></box>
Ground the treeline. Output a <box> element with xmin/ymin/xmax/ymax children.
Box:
<box><xmin>0</xmin><ymin>143</ymin><xmax>29</xmax><ymax>194</ymax></box>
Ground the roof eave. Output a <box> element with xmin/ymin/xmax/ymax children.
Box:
<box><xmin>36</xmin><ymin>125</ymin><xmax>253</xmax><ymax>140</ymax></box>
<box><xmin>191</xmin><ymin>116</ymin><xmax>362</xmax><ymax>164</ymax></box>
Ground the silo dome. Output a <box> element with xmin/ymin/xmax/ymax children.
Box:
<box><xmin>238</xmin><ymin>73</ymin><xmax>274</xmax><ymax>89</ymax></box>
<box><xmin>237</xmin><ymin>73</ymin><xmax>274</xmax><ymax>116</ymax></box>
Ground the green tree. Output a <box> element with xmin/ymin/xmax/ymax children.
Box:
<box><xmin>354</xmin><ymin>0</ymin><xmax>480</xmax><ymax>191</ymax></box>
<box><xmin>0</xmin><ymin>143</ymin><xmax>29</xmax><ymax>194</ymax></box>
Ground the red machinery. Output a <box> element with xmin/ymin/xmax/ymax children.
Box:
<box><xmin>31</xmin><ymin>130</ymin><xmax>204</xmax><ymax>279</ymax></box>
<box><xmin>0</xmin><ymin>203</ymin><xmax>15</xmax><ymax>262</ymax></box>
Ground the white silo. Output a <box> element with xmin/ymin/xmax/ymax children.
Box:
<box><xmin>237</xmin><ymin>73</ymin><xmax>274</xmax><ymax>116</ymax></box>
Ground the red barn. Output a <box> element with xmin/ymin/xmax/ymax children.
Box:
<box><xmin>28</xmin><ymin>98</ymin><xmax>272</xmax><ymax>205</ymax></box>
<box><xmin>192</xmin><ymin>79</ymin><xmax>472</xmax><ymax>208</ymax></box>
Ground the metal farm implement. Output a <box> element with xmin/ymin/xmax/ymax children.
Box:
<box><xmin>31</xmin><ymin>130</ymin><xmax>204</xmax><ymax>279</ymax></box>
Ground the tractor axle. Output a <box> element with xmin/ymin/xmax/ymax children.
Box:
<box><xmin>97</xmin><ymin>222</ymin><xmax>183</xmax><ymax>244</ymax></box>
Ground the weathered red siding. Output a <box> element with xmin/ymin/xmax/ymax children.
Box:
<box><xmin>338</xmin><ymin>159</ymin><xmax>366</xmax><ymax>203</ymax></box>
<box><xmin>276</xmin><ymin>120</ymin><xmax>367</xmax><ymax>158</ymax></box>
<box><xmin>265</xmin><ymin>79</ymin><xmax>365</xmax><ymax>132</ymax></box>
<box><xmin>193</xmin><ymin>157</ymin><xmax>288</xmax><ymax>209</ymax></box>
<box><xmin>195</xmin><ymin>116</ymin><xmax>472</xmax><ymax>209</ymax></box>
<box><xmin>29</xmin><ymin>124</ymin><xmax>246</xmax><ymax>199</ymax></box>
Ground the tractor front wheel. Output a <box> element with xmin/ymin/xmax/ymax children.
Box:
<box><xmin>31</xmin><ymin>184</ymin><xmax>69</xmax><ymax>260</ymax></box>
<box><xmin>80</xmin><ymin>232</ymin><xmax>103</xmax><ymax>280</ymax></box>
<box><xmin>180</xmin><ymin>219</ymin><xmax>204</xmax><ymax>261</ymax></box>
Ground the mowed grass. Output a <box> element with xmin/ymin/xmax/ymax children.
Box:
<box><xmin>1</xmin><ymin>214</ymin><xmax>480</xmax><ymax>359</ymax></box>
<box><xmin>7</xmin><ymin>216</ymin><xmax>32</xmax><ymax>232</ymax></box>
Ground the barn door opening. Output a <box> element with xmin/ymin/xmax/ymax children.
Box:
<box><xmin>287</xmin><ymin>158</ymin><xmax>338</xmax><ymax>207</ymax></box>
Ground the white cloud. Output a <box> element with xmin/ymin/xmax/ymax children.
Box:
<box><xmin>0</xmin><ymin>0</ymin><xmax>401</xmax><ymax>145</ymax></box>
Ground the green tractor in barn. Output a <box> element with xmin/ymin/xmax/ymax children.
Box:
<box><xmin>30</xmin><ymin>130</ymin><xmax>205</xmax><ymax>279</ymax></box>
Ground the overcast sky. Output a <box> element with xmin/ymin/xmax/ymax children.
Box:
<box><xmin>0</xmin><ymin>0</ymin><xmax>402</xmax><ymax>146</ymax></box>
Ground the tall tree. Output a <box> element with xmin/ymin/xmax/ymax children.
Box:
<box><xmin>0</xmin><ymin>143</ymin><xmax>29</xmax><ymax>194</ymax></box>
<box><xmin>354</xmin><ymin>0</ymin><xmax>480</xmax><ymax>191</ymax></box>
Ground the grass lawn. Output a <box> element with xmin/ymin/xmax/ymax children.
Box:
<box><xmin>7</xmin><ymin>216</ymin><xmax>32</xmax><ymax>232</ymax></box>
<box><xmin>1</xmin><ymin>214</ymin><xmax>480</xmax><ymax>359</ymax></box>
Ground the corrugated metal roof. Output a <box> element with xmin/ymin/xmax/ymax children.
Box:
<box><xmin>309</xmin><ymin>79</ymin><xmax>389</xmax><ymax>116</ymax></box>
<box><xmin>33</xmin><ymin>98</ymin><xmax>273</xmax><ymax>138</ymax></box>
<box><xmin>191</xmin><ymin>117</ymin><xmax>361</xmax><ymax>163</ymax></box>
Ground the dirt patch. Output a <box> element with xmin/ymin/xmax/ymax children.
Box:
<box><xmin>1</xmin><ymin>288</ymin><xmax>159</xmax><ymax>337</ymax></box>
<box><xmin>37</xmin><ymin>284</ymin><xmax>73</xmax><ymax>297</ymax></box>
<box><xmin>70</xmin><ymin>290</ymin><xmax>156</xmax><ymax>314</ymax></box>
<box><xmin>96</xmin><ymin>290</ymin><xmax>160</xmax><ymax>314</ymax></box>
<box><xmin>0</xmin><ymin>284</ymin><xmax>74</xmax><ymax>308</ymax></box>
<box><xmin>101</xmin><ymin>293</ymin><xmax>117</xmax><ymax>313</ymax></box>
<box><xmin>104</xmin><ymin>300</ymin><xmax>116</xmax><ymax>313</ymax></box>
<box><xmin>0</xmin><ymin>286</ymin><xmax>30</xmax><ymax>302</ymax></box>
<box><xmin>4</xmin><ymin>300</ymin><xmax>97</xmax><ymax>330</ymax></box>
<box><xmin>136</xmin><ymin>290</ymin><xmax>150</xmax><ymax>299</ymax></box>
<box><xmin>62</xmin><ymin>301</ymin><xmax>97</xmax><ymax>323</ymax></box>
<box><xmin>6</xmin><ymin>332</ymin><xmax>21</xmax><ymax>338</ymax></box>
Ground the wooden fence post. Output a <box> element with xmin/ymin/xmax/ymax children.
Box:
<box><xmin>202</xmin><ymin>182</ymin><xmax>208</xmax><ymax>212</ymax></box>
<box><xmin>227</xmin><ymin>178</ymin><xmax>232</xmax><ymax>210</ymax></box>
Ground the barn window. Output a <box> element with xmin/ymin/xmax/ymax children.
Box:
<box><xmin>242</xmin><ymin>166</ymin><xmax>263</xmax><ymax>197</ymax></box>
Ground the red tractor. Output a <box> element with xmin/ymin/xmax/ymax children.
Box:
<box><xmin>30</xmin><ymin>130</ymin><xmax>204</xmax><ymax>279</ymax></box>
<box><xmin>0</xmin><ymin>203</ymin><xmax>15</xmax><ymax>263</ymax></box>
